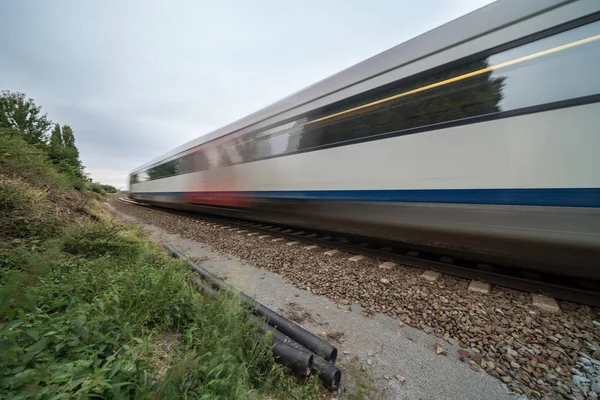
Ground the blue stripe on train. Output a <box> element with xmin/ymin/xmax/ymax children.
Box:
<box><xmin>133</xmin><ymin>188</ymin><xmax>600</xmax><ymax>208</ymax></box>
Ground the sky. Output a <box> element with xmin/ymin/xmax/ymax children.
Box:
<box><xmin>0</xmin><ymin>0</ymin><xmax>495</xmax><ymax>189</ymax></box>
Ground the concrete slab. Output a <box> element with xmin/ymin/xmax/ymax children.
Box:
<box><xmin>304</xmin><ymin>245</ymin><xmax>319</xmax><ymax>250</ymax></box>
<box><xmin>468</xmin><ymin>281</ymin><xmax>491</xmax><ymax>294</ymax></box>
<box><xmin>421</xmin><ymin>271</ymin><xmax>441</xmax><ymax>282</ymax></box>
<box><xmin>247</xmin><ymin>232</ymin><xmax>259</xmax><ymax>236</ymax></box>
<box><xmin>271</xmin><ymin>238</ymin><xmax>284</xmax><ymax>242</ymax></box>
<box><xmin>532</xmin><ymin>294</ymin><xmax>561</xmax><ymax>313</ymax></box>
<box><xmin>349</xmin><ymin>255</ymin><xmax>365</xmax><ymax>262</ymax></box>
<box><xmin>324</xmin><ymin>249</ymin><xmax>340</xmax><ymax>256</ymax></box>
<box><xmin>286</xmin><ymin>241</ymin><xmax>299</xmax><ymax>246</ymax></box>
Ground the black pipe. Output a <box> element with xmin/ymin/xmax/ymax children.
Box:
<box><xmin>264</xmin><ymin>334</ymin><xmax>313</xmax><ymax>377</ymax></box>
<box><xmin>166</xmin><ymin>243</ymin><xmax>338</xmax><ymax>363</ymax></box>
<box><xmin>190</xmin><ymin>276</ymin><xmax>218</xmax><ymax>297</ymax></box>
<box><xmin>190</xmin><ymin>273</ymin><xmax>314</xmax><ymax>377</ymax></box>
<box><xmin>250</xmin><ymin>315</ymin><xmax>342</xmax><ymax>390</ymax></box>
<box><xmin>312</xmin><ymin>356</ymin><xmax>342</xmax><ymax>391</ymax></box>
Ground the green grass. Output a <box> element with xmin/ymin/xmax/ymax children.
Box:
<box><xmin>0</xmin><ymin>129</ymin><xmax>322</xmax><ymax>399</ymax></box>
<box><xmin>0</xmin><ymin>219</ymin><xmax>321</xmax><ymax>399</ymax></box>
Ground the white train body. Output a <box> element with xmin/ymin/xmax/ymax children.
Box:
<box><xmin>131</xmin><ymin>0</ymin><xmax>600</xmax><ymax>279</ymax></box>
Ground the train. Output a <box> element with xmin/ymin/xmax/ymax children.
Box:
<box><xmin>130</xmin><ymin>0</ymin><xmax>600</xmax><ymax>281</ymax></box>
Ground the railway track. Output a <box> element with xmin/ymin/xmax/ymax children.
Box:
<box><xmin>117</xmin><ymin>197</ymin><xmax>600</xmax><ymax>307</ymax></box>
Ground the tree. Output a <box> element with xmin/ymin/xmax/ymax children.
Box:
<box><xmin>1</xmin><ymin>89</ymin><xmax>109</xmax><ymax>191</ymax></box>
<box><xmin>101</xmin><ymin>184</ymin><xmax>118</xmax><ymax>193</ymax></box>
<box><xmin>61</xmin><ymin>125</ymin><xmax>80</xmax><ymax>166</ymax></box>
<box><xmin>0</xmin><ymin>90</ymin><xmax>52</xmax><ymax>145</ymax></box>
<box><xmin>48</xmin><ymin>123</ymin><xmax>64</xmax><ymax>162</ymax></box>
<box><xmin>45</xmin><ymin>122</ymin><xmax>85</xmax><ymax>180</ymax></box>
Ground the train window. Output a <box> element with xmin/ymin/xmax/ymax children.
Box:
<box><xmin>138</xmin><ymin>171</ymin><xmax>149</xmax><ymax>182</ymax></box>
<box><xmin>290</xmin><ymin>20</ymin><xmax>600</xmax><ymax>152</ymax></box>
<box><xmin>214</xmin><ymin>120</ymin><xmax>305</xmax><ymax>163</ymax></box>
<box><xmin>224</xmin><ymin>142</ymin><xmax>243</xmax><ymax>165</ymax></box>
<box><xmin>195</xmin><ymin>150</ymin><xmax>209</xmax><ymax>171</ymax></box>
<box><xmin>229</xmin><ymin>136</ymin><xmax>258</xmax><ymax>163</ymax></box>
<box><xmin>180</xmin><ymin>153</ymin><xmax>193</xmax><ymax>173</ymax></box>
<box><xmin>146</xmin><ymin>159</ymin><xmax>180</xmax><ymax>180</ymax></box>
<box><xmin>254</xmin><ymin>136</ymin><xmax>271</xmax><ymax>159</ymax></box>
<box><xmin>205</xmin><ymin>147</ymin><xmax>221</xmax><ymax>169</ymax></box>
<box><xmin>489</xmin><ymin>20</ymin><xmax>600</xmax><ymax>111</ymax></box>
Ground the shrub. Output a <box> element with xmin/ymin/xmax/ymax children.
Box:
<box><xmin>72</xmin><ymin>180</ymin><xmax>85</xmax><ymax>190</ymax></box>
<box><xmin>0</xmin><ymin>183</ymin><xmax>26</xmax><ymax>213</ymax></box>
<box><xmin>0</xmin><ymin>129</ymin><xmax>70</xmax><ymax>188</ymax></box>
<box><xmin>87</xmin><ymin>182</ymin><xmax>106</xmax><ymax>195</ymax></box>
<box><xmin>101</xmin><ymin>184</ymin><xmax>118</xmax><ymax>193</ymax></box>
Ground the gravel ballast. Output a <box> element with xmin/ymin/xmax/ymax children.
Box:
<box><xmin>110</xmin><ymin>199</ymin><xmax>600</xmax><ymax>399</ymax></box>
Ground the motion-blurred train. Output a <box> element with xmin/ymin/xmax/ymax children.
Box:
<box><xmin>130</xmin><ymin>0</ymin><xmax>600</xmax><ymax>280</ymax></box>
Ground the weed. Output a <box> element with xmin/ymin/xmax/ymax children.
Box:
<box><xmin>62</xmin><ymin>222</ymin><xmax>142</xmax><ymax>260</ymax></box>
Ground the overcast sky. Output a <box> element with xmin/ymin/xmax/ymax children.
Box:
<box><xmin>0</xmin><ymin>0</ymin><xmax>494</xmax><ymax>189</ymax></box>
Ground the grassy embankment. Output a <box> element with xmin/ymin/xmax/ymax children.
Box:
<box><xmin>0</xmin><ymin>130</ymin><xmax>321</xmax><ymax>399</ymax></box>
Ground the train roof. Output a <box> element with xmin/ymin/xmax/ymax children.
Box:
<box><xmin>131</xmin><ymin>0</ymin><xmax>569</xmax><ymax>174</ymax></box>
